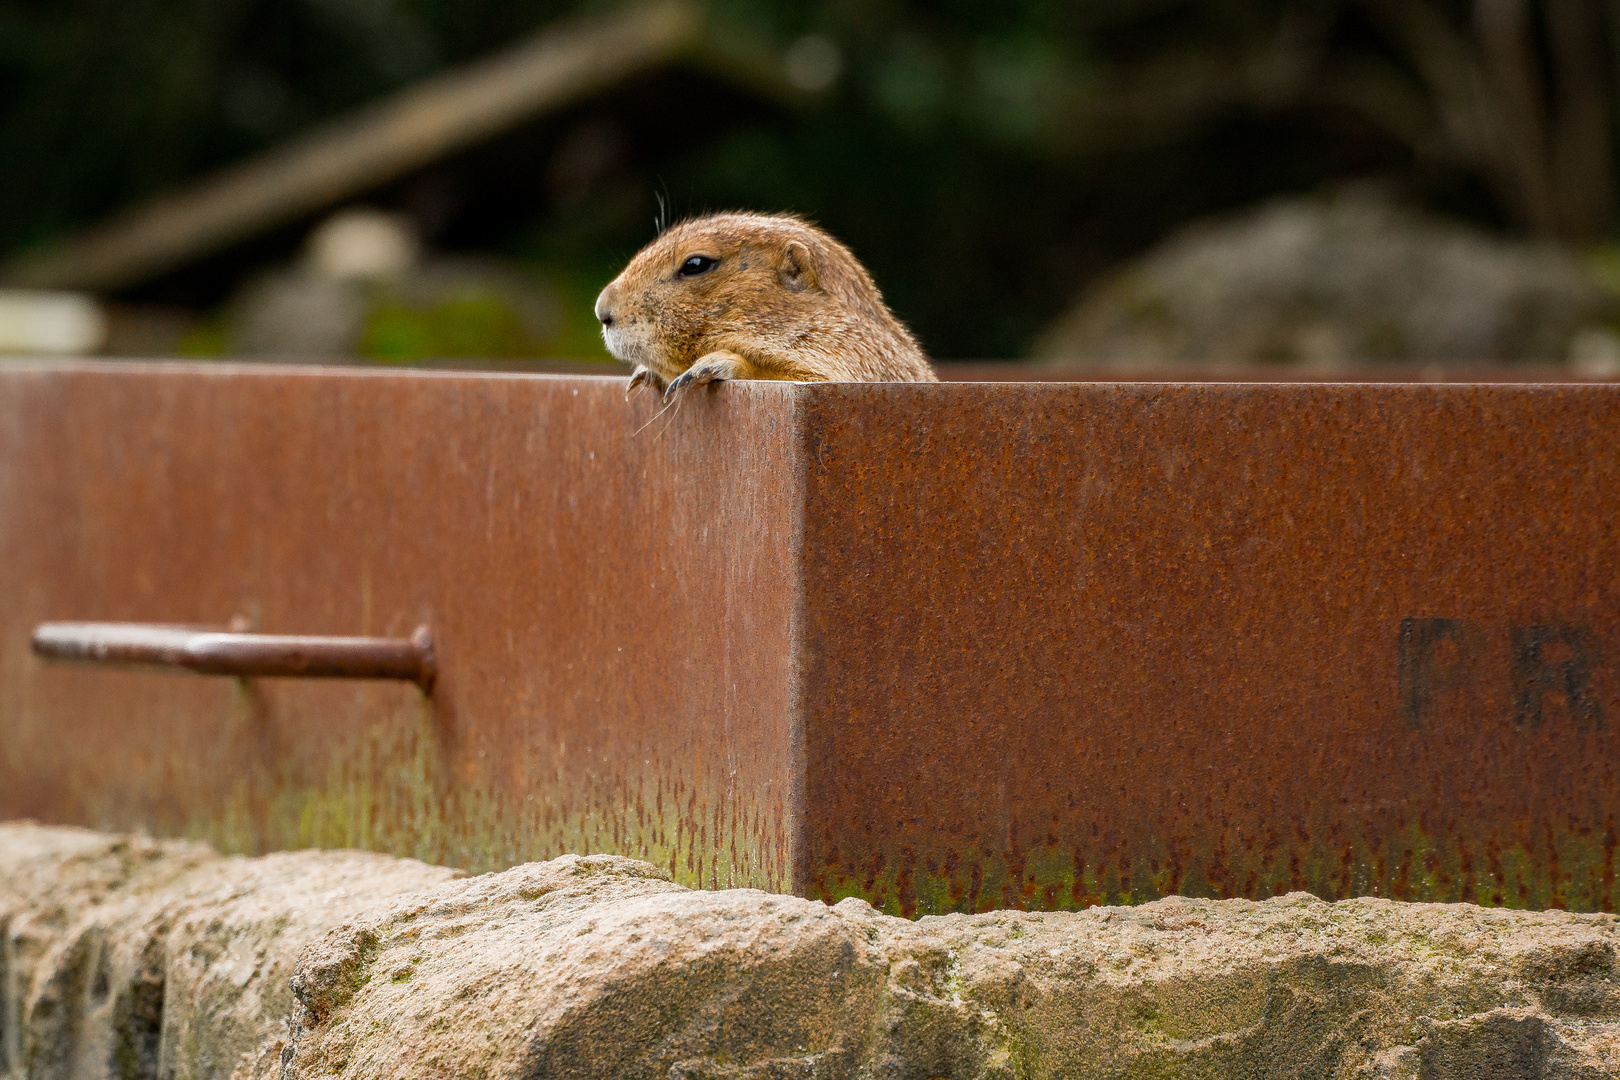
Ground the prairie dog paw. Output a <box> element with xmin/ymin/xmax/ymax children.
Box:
<box><xmin>662</xmin><ymin>352</ymin><xmax>748</xmax><ymax>404</ymax></box>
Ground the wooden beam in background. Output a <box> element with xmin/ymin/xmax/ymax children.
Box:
<box><xmin>2</xmin><ymin>2</ymin><xmax>710</xmax><ymax>293</ymax></box>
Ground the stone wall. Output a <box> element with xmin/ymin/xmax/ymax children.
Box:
<box><xmin>2</xmin><ymin>822</ymin><xmax>1617</xmax><ymax>1078</ymax></box>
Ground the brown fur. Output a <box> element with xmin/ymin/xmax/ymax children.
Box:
<box><xmin>594</xmin><ymin>212</ymin><xmax>936</xmax><ymax>399</ymax></box>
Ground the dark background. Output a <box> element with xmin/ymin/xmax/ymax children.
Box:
<box><xmin>2</xmin><ymin>0</ymin><xmax>1614</xmax><ymax>358</ymax></box>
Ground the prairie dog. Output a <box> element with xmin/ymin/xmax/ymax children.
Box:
<box><xmin>594</xmin><ymin>212</ymin><xmax>936</xmax><ymax>400</ymax></box>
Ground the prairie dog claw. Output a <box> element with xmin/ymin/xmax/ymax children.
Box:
<box><xmin>627</xmin><ymin>365</ymin><xmax>665</xmax><ymax>399</ymax></box>
<box><xmin>661</xmin><ymin>352</ymin><xmax>748</xmax><ymax>405</ymax></box>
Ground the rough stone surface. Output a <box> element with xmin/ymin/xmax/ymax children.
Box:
<box><xmin>5</xmin><ymin>823</ymin><xmax>1620</xmax><ymax>1078</ymax></box>
<box><xmin>1036</xmin><ymin>189</ymin><xmax>1620</xmax><ymax>369</ymax></box>
<box><xmin>0</xmin><ymin>823</ymin><xmax>456</xmax><ymax>1080</ymax></box>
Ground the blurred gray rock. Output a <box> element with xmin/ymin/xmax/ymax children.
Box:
<box><xmin>1038</xmin><ymin>190</ymin><xmax>1620</xmax><ymax>368</ymax></box>
<box><xmin>231</xmin><ymin>272</ymin><xmax>370</xmax><ymax>356</ymax></box>
<box><xmin>229</xmin><ymin>259</ymin><xmax>562</xmax><ymax>359</ymax></box>
<box><xmin>228</xmin><ymin>208</ymin><xmax>560</xmax><ymax>359</ymax></box>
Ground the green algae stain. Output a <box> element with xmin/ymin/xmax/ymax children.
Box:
<box><xmin>181</xmin><ymin>695</ymin><xmax>788</xmax><ymax>894</ymax></box>
<box><xmin>1023</xmin><ymin>845</ymin><xmax>1077</xmax><ymax>910</ymax></box>
<box><xmin>165</xmin><ymin>690</ymin><xmax>1618</xmax><ymax>918</ymax></box>
<box><xmin>811</xmin><ymin>815</ymin><xmax>1620</xmax><ymax>918</ymax></box>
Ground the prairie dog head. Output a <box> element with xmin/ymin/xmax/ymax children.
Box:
<box><xmin>593</xmin><ymin>212</ymin><xmax>929</xmax><ymax>383</ymax></box>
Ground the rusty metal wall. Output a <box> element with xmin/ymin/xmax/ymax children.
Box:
<box><xmin>3</xmin><ymin>364</ymin><xmax>1618</xmax><ymax>916</ymax></box>
<box><xmin>794</xmin><ymin>382</ymin><xmax>1620</xmax><ymax>914</ymax></box>
<box><xmin>0</xmin><ymin>362</ymin><xmax>800</xmax><ymax>890</ymax></box>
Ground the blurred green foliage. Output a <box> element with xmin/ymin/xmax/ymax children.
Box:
<box><xmin>359</xmin><ymin>274</ymin><xmax>607</xmax><ymax>362</ymax></box>
<box><xmin>362</xmin><ymin>295</ymin><xmax>535</xmax><ymax>362</ymax></box>
<box><xmin>4</xmin><ymin>0</ymin><xmax>1614</xmax><ymax>355</ymax></box>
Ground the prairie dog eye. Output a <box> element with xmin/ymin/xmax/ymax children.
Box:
<box><xmin>677</xmin><ymin>255</ymin><xmax>718</xmax><ymax>277</ymax></box>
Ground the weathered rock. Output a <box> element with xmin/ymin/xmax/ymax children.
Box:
<box><xmin>1037</xmin><ymin>188</ymin><xmax>1620</xmax><ymax>369</ymax></box>
<box><xmin>5</xmin><ymin>822</ymin><xmax>1620</xmax><ymax>1079</ymax></box>
<box><xmin>0</xmin><ymin>823</ymin><xmax>456</xmax><ymax>1079</ymax></box>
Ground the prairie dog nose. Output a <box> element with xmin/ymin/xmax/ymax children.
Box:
<box><xmin>594</xmin><ymin>282</ymin><xmax>620</xmax><ymax>326</ymax></box>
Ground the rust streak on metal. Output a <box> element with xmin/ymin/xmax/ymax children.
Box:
<box><xmin>32</xmin><ymin>622</ymin><xmax>436</xmax><ymax>688</ymax></box>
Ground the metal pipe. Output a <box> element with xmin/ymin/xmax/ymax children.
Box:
<box><xmin>31</xmin><ymin>622</ymin><xmax>436</xmax><ymax>690</ymax></box>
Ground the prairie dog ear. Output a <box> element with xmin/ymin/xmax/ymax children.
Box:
<box><xmin>779</xmin><ymin>240</ymin><xmax>817</xmax><ymax>292</ymax></box>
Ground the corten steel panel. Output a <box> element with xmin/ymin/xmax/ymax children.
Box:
<box><xmin>2</xmin><ymin>364</ymin><xmax>1618</xmax><ymax>917</ymax></box>
<box><xmin>793</xmin><ymin>383</ymin><xmax>1620</xmax><ymax>915</ymax></box>
<box><xmin>0</xmin><ymin>362</ymin><xmax>799</xmax><ymax>890</ymax></box>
